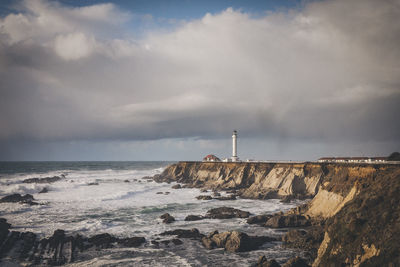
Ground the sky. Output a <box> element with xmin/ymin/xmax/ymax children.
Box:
<box><xmin>0</xmin><ymin>0</ymin><xmax>399</xmax><ymax>161</ymax></box>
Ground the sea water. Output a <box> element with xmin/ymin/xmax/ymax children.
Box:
<box><xmin>0</xmin><ymin>161</ymin><xmax>305</xmax><ymax>266</ymax></box>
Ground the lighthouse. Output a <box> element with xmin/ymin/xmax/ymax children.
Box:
<box><xmin>231</xmin><ymin>130</ymin><xmax>238</xmax><ymax>162</ymax></box>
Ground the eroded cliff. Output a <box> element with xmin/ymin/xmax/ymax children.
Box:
<box><xmin>154</xmin><ymin>161</ymin><xmax>400</xmax><ymax>266</ymax></box>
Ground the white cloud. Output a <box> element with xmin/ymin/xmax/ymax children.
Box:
<box><xmin>0</xmin><ymin>0</ymin><xmax>399</xmax><ymax>159</ymax></box>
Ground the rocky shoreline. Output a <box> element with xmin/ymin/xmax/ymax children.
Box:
<box><xmin>153</xmin><ymin>161</ymin><xmax>400</xmax><ymax>266</ymax></box>
<box><xmin>1</xmin><ymin>161</ymin><xmax>399</xmax><ymax>266</ymax></box>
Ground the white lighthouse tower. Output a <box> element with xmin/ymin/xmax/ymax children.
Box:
<box><xmin>231</xmin><ymin>130</ymin><xmax>239</xmax><ymax>162</ymax></box>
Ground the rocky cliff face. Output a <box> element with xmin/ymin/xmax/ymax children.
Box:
<box><xmin>154</xmin><ymin>161</ymin><xmax>400</xmax><ymax>266</ymax></box>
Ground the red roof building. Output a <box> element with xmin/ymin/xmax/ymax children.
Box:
<box><xmin>203</xmin><ymin>154</ymin><xmax>221</xmax><ymax>162</ymax></box>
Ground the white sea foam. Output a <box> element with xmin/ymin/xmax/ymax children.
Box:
<box><xmin>0</xmin><ymin>163</ymin><xmax>307</xmax><ymax>265</ymax></box>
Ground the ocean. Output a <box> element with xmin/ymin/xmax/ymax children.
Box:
<box><xmin>0</xmin><ymin>161</ymin><xmax>305</xmax><ymax>266</ymax></box>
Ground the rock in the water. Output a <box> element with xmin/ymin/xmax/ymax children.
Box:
<box><xmin>23</xmin><ymin>175</ymin><xmax>63</xmax><ymax>184</ymax></box>
<box><xmin>87</xmin><ymin>182</ymin><xmax>99</xmax><ymax>186</ymax></box>
<box><xmin>282</xmin><ymin>226</ymin><xmax>324</xmax><ymax>260</ymax></box>
<box><xmin>265</xmin><ymin>214</ymin><xmax>311</xmax><ymax>228</ymax></box>
<box><xmin>88</xmin><ymin>233</ymin><xmax>118</xmax><ymax>248</ymax></box>
<box><xmin>156</xmin><ymin>192</ymin><xmax>163</xmax><ymax>194</ymax></box>
<box><xmin>184</xmin><ymin>215</ymin><xmax>203</xmax><ymax>221</ymax></box>
<box><xmin>196</xmin><ymin>195</ymin><xmax>212</xmax><ymax>200</ymax></box>
<box><xmin>247</xmin><ymin>215</ymin><xmax>273</xmax><ymax>225</ymax></box>
<box><xmin>202</xmin><ymin>230</ymin><xmax>276</xmax><ymax>252</ymax></box>
<box><xmin>205</xmin><ymin>207</ymin><xmax>250</xmax><ymax>219</ymax></box>
<box><xmin>118</xmin><ymin>236</ymin><xmax>146</xmax><ymax>247</ymax></box>
<box><xmin>160</xmin><ymin>213</ymin><xmax>175</xmax><ymax>224</ymax></box>
<box><xmin>0</xmin><ymin>193</ymin><xmax>38</xmax><ymax>205</ymax></box>
<box><xmin>171</xmin><ymin>184</ymin><xmax>182</xmax><ymax>189</ymax></box>
<box><xmin>280</xmin><ymin>195</ymin><xmax>295</xmax><ymax>203</ymax></box>
<box><xmin>257</xmin><ymin>256</ymin><xmax>281</xmax><ymax>267</ymax></box>
<box><xmin>160</xmin><ymin>228</ymin><xmax>204</xmax><ymax>239</ymax></box>
<box><xmin>200</xmin><ymin>189</ymin><xmax>208</xmax><ymax>193</ymax></box>
<box><xmin>124</xmin><ymin>180</ymin><xmax>130</xmax><ymax>183</ymax></box>
<box><xmin>39</xmin><ymin>187</ymin><xmax>49</xmax><ymax>194</ymax></box>
<box><xmin>282</xmin><ymin>257</ymin><xmax>310</xmax><ymax>267</ymax></box>
<box><xmin>214</xmin><ymin>194</ymin><xmax>237</xmax><ymax>201</ymax></box>
<box><xmin>172</xmin><ymin>238</ymin><xmax>183</xmax><ymax>245</ymax></box>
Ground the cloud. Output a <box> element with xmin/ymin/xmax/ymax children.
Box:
<box><xmin>0</xmin><ymin>0</ymin><xmax>399</xmax><ymax>157</ymax></box>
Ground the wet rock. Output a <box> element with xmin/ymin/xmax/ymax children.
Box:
<box><xmin>172</xmin><ymin>238</ymin><xmax>183</xmax><ymax>245</ymax></box>
<box><xmin>247</xmin><ymin>215</ymin><xmax>273</xmax><ymax>225</ymax></box>
<box><xmin>0</xmin><ymin>193</ymin><xmax>38</xmax><ymax>205</ymax></box>
<box><xmin>87</xmin><ymin>182</ymin><xmax>99</xmax><ymax>186</ymax></box>
<box><xmin>200</xmin><ymin>189</ymin><xmax>208</xmax><ymax>193</ymax></box>
<box><xmin>160</xmin><ymin>228</ymin><xmax>204</xmax><ymax>239</ymax></box>
<box><xmin>39</xmin><ymin>187</ymin><xmax>49</xmax><ymax>194</ymax></box>
<box><xmin>88</xmin><ymin>233</ymin><xmax>117</xmax><ymax>248</ymax></box>
<box><xmin>118</xmin><ymin>236</ymin><xmax>145</xmax><ymax>247</ymax></box>
<box><xmin>265</xmin><ymin>214</ymin><xmax>311</xmax><ymax>228</ymax></box>
<box><xmin>184</xmin><ymin>215</ymin><xmax>203</xmax><ymax>221</ymax></box>
<box><xmin>164</xmin><ymin>192</ymin><xmax>170</xmax><ymax>195</ymax></box>
<box><xmin>0</xmin><ymin>218</ymin><xmax>11</xmax><ymax>244</ymax></box>
<box><xmin>124</xmin><ymin>180</ymin><xmax>130</xmax><ymax>183</ymax></box>
<box><xmin>214</xmin><ymin>194</ymin><xmax>237</xmax><ymax>201</ymax></box>
<box><xmin>156</xmin><ymin>192</ymin><xmax>163</xmax><ymax>194</ymax></box>
<box><xmin>160</xmin><ymin>213</ymin><xmax>175</xmax><ymax>224</ymax></box>
<box><xmin>280</xmin><ymin>195</ymin><xmax>295</xmax><ymax>203</ymax></box>
<box><xmin>196</xmin><ymin>195</ymin><xmax>212</xmax><ymax>200</ymax></box>
<box><xmin>171</xmin><ymin>184</ymin><xmax>182</xmax><ymax>189</ymax></box>
<box><xmin>23</xmin><ymin>175</ymin><xmax>64</xmax><ymax>184</ymax></box>
<box><xmin>257</xmin><ymin>256</ymin><xmax>281</xmax><ymax>267</ymax></box>
<box><xmin>205</xmin><ymin>207</ymin><xmax>250</xmax><ymax>219</ymax></box>
<box><xmin>213</xmin><ymin>192</ymin><xmax>221</xmax><ymax>197</ymax></box>
<box><xmin>202</xmin><ymin>230</ymin><xmax>276</xmax><ymax>252</ymax></box>
<box><xmin>282</xmin><ymin>257</ymin><xmax>310</xmax><ymax>267</ymax></box>
<box><xmin>282</xmin><ymin>226</ymin><xmax>324</xmax><ymax>260</ymax></box>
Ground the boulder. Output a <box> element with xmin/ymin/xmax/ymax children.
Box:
<box><xmin>171</xmin><ymin>184</ymin><xmax>182</xmax><ymax>189</ymax></box>
<box><xmin>247</xmin><ymin>215</ymin><xmax>272</xmax><ymax>225</ymax></box>
<box><xmin>88</xmin><ymin>233</ymin><xmax>117</xmax><ymax>248</ymax></box>
<box><xmin>265</xmin><ymin>214</ymin><xmax>311</xmax><ymax>228</ymax></box>
<box><xmin>196</xmin><ymin>195</ymin><xmax>212</xmax><ymax>200</ymax></box>
<box><xmin>215</xmin><ymin>194</ymin><xmax>237</xmax><ymax>201</ymax></box>
<box><xmin>0</xmin><ymin>194</ymin><xmax>38</xmax><ymax>205</ymax></box>
<box><xmin>23</xmin><ymin>175</ymin><xmax>64</xmax><ymax>184</ymax></box>
<box><xmin>282</xmin><ymin>257</ymin><xmax>310</xmax><ymax>267</ymax></box>
<box><xmin>160</xmin><ymin>213</ymin><xmax>175</xmax><ymax>224</ymax></box>
<box><xmin>184</xmin><ymin>215</ymin><xmax>203</xmax><ymax>221</ymax></box>
<box><xmin>39</xmin><ymin>187</ymin><xmax>49</xmax><ymax>194</ymax></box>
<box><xmin>257</xmin><ymin>256</ymin><xmax>281</xmax><ymax>267</ymax></box>
<box><xmin>201</xmin><ymin>230</ymin><xmax>276</xmax><ymax>252</ymax></box>
<box><xmin>160</xmin><ymin>228</ymin><xmax>204</xmax><ymax>239</ymax></box>
<box><xmin>205</xmin><ymin>207</ymin><xmax>250</xmax><ymax>219</ymax></box>
<box><xmin>118</xmin><ymin>236</ymin><xmax>145</xmax><ymax>247</ymax></box>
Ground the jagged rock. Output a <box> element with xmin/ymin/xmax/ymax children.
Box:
<box><xmin>160</xmin><ymin>213</ymin><xmax>175</xmax><ymax>224</ymax></box>
<box><xmin>118</xmin><ymin>236</ymin><xmax>145</xmax><ymax>247</ymax></box>
<box><xmin>247</xmin><ymin>215</ymin><xmax>273</xmax><ymax>225</ymax></box>
<box><xmin>171</xmin><ymin>184</ymin><xmax>182</xmax><ymax>189</ymax></box>
<box><xmin>23</xmin><ymin>175</ymin><xmax>64</xmax><ymax>184</ymax></box>
<box><xmin>205</xmin><ymin>207</ymin><xmax>250</xmax><ymax>219</ymax></box>
<box><xmin>265</xmin><ymin>214</ymin><xmax>311</xmax><ymax>228</ymax></box>
<box><xmin>184</xmin><ymin>215</ymin><xmax>203</xmax><ymax>221</ymax></box>
<box><xmin>215</xmin><ymin>194</ymin><xmax>237</xmax><ymax>201</ymax></box>
<box><xmin>171</xmin><ymin>238</ymin><xmax>183</xmax><ymax>245</ymax></box>
<box><xmin>196</xmin><ymin>195</ymin><xmax>212</xmax><ymax>200</ymax></box>
<box><xmin>201</xmin><ymin>230</ymin><xmax>276</xmax><ymax>252</ymax></box>
<box><xmin>88</xmin><ymin>233</ymin><xmax>117</xmax><ymax>248</ymax></box>
<box><xmin>282</xmin><ymin>226</ymin><xmax>324</xmax><ymax>260</ymax></box>
<box><xmin>0</xmin><ymin>193</ymin><xmax>38</xmax><ymax>205</ymax></box>
<box><xmin>280</xmin><ymin>195</ymin><xmax>295</xmax><ymax>203</ymax></box>
<box><xmin>282</xmin><ymin>257</ymin><xmax>310</xmax><ymax>267</ymax></box>
<box><xmin>160</xmin><ymin>228</ymin><xmax>204</xmax><ymax>239</ymax></box>
<box><xmin>257</xmin><ymin>256</ymin><xmax>281</xmax><ymax>267</ymax></box>
<box><xmin>39</xmin><ymin>187</ymin><xmax>49</xmax><ymax>193</ymax></box>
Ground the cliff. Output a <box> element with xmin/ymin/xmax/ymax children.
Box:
<box><xmin>154</xmin><ymin>161</ymin><xmax>400</xmax><ymax>266</ymax></box>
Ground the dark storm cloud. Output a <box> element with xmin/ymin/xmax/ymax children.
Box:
<box><xmin>0</xmin><ymin>0</ymin><xmax>399</xmax><ymax>155</ymax></box>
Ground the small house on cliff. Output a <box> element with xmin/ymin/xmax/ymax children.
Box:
<box><xmin>203</xmin><ymin>154</ymin><xmax>221</xmax><ymax>162</ymax></box>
